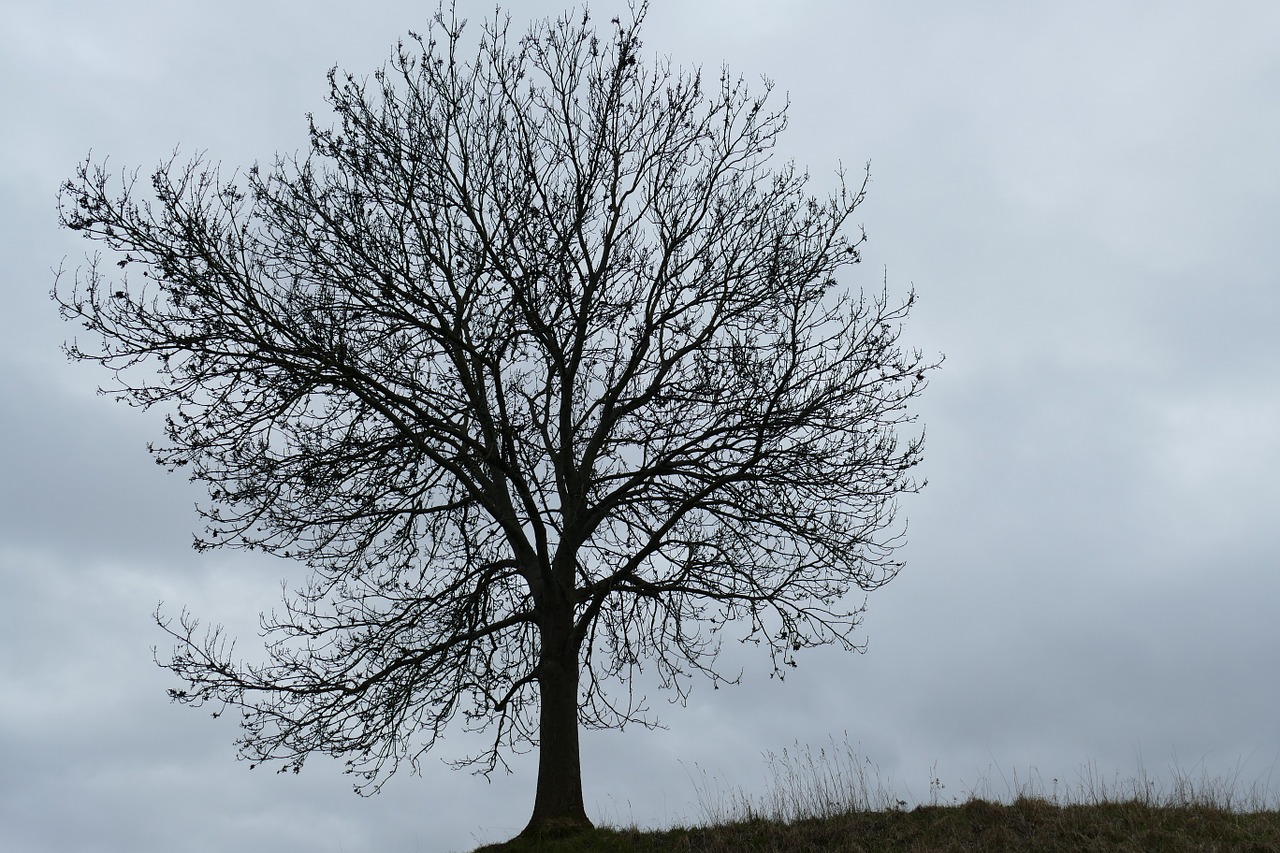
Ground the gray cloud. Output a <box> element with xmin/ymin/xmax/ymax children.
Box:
<box><xmin>3</xmin><ymin>2</ymin><xmax>1278</xmax><ymax>851</ymax></box>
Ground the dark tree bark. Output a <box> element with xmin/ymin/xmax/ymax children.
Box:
<box><xmin>53</xmin><ymin>1</ymin><xmax>938</xmax><ymax>840</ymax></box>
<box><xmin>525</xmin><ymin>610</ymin><xmax>591</xmax><ymax>836</ymax></box>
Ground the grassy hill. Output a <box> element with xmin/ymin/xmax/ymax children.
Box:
<box><xmin>474</xmin><ymin>739</ymin><xmax>1280</xmax><ymax>852</ymax></box>
<box><xmin>476</xmin><ymin>799</ymin><xmax>1280</xmax><ymax>852</ymax></box>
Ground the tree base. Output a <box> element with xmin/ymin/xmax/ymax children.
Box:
<box><xmin>516</xmin><ymin>814</ymin><xmax>595</xmax><ymax>841</ymax></box>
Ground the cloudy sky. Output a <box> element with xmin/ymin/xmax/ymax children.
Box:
<box><xmin>3</xmin><ymin>1</ymin><xmax>1279</xmax><ymax>850</ymax></box>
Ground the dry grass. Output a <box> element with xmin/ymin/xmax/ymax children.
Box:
<box><xmin>473</xmin><ymin>738</ymin><xmax>1280</xmax><ymax>852</ymax></box>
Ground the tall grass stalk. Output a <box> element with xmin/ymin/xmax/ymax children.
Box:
<box><xmin>685</xmin><ymin>735</ymin><xmax>1280</xmax><ymax>827</ymax></box>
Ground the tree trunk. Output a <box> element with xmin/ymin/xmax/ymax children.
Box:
<box><xmin>519</xmin><ymin>616</ymin><xmax>592</xmax><ymax>839</ymax></box>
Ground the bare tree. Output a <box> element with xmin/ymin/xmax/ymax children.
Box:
<box><xmin>54</xmin><ymin>3</ymin><xmax>936</xmax><ymax>839</ymax></box>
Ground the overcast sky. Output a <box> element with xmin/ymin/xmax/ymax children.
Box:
<box><xmin>3</xmin><ymin>1</ymin><xmax>1279</xmax><ymax>851</ymax></box>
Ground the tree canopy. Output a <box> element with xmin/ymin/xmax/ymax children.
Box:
<box><xmin>55</xmin><ymin>3</ymin><xmax>937</xmax><ymax>838</ymax></box>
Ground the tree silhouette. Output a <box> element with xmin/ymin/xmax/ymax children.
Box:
<box><xmin>55</xmin><ymin>3</ymin><xmax>937</xmax><ymax>839</ymax></box>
